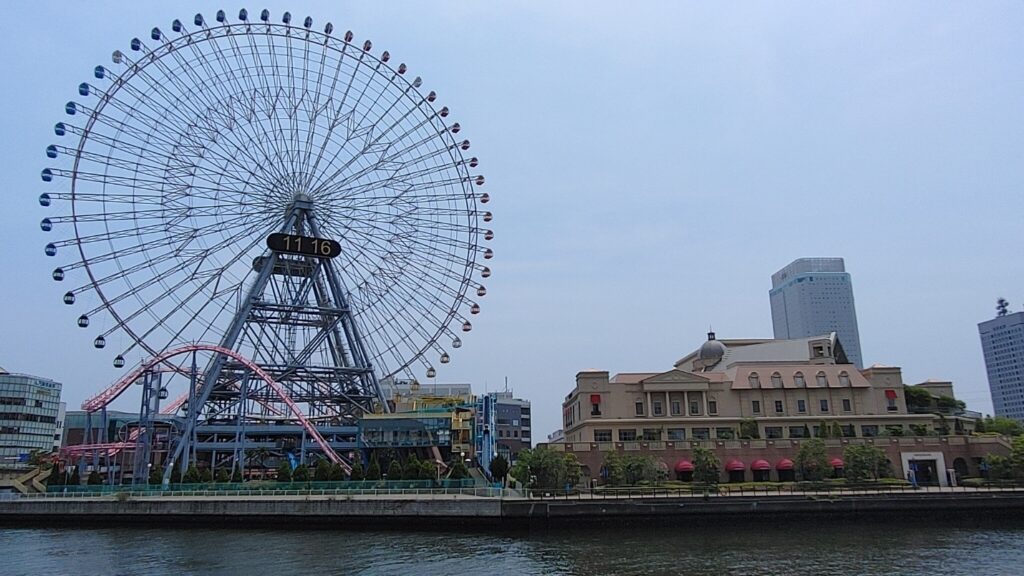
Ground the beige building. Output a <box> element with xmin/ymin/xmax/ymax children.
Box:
<box><xmin>562</xmin><ymin>332</ymin><xmax>976</xmax><ymax>445</ymax></box>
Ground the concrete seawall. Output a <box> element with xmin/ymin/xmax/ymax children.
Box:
<box><xmin>3</xmin><ymin>492</ymin><xmax>1024</xmax><ymax>528</ymax></box>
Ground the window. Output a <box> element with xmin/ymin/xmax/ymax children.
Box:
<box><xmin>839</xmin><ymin>372</ymin><xmax>851</xmax><ymax>387</ymax></box>
<box><xmin>771</xmin><ymin>372</ymin><xmax>783</xmax><ymax>388</ymax></box>
<box><xmin>716</xmin><ymin>427</ymin><xmax>735</xmax><ymax>440</ymax></box>
<box><xmin>692</xmin><ymin>427</ymin><xmax>710</xmax><ymax>440</ymax></box>
<box><xmin>752</xmin><ymin>400</ymin><xmax>761</xmax><ymax>414</ymax></box>
<box><xmin>618</xmin><ymin>429</ymin><xmax>637</xmax><ymax>441</ymax></box>
<box><xmin>667</xmin><ymin>428</ymin><xmax>686</xmax><ymax>440</ymax></box>
<box><xmin>789</xmin><ymin>426</ymin><xmax>808</xmax><ymax>438</ymax></box>
<box><xmin>861</xmin><ymin>425</ymin><xmax>878</xmax><ymax>437</ymax></box>
<box><xmin>591</xmin><ymin>404</ymin><xmax>601</xmax><ymax>416</ymax></box>
<box><xmin>886</xmin><ymin>391</ymin><xmax>898</xmax><ymax>412</ymax></box>
<box><xmin>765</xmin><ymin>426</ymin><xmax>783</xmax><ymax>439</ymax></box>
<box><xmin>708</xmin><ymin>401</ymin><xmax>718</xmax><ymax>415</ymax></box>
<box><xmin>816</xmin><ymin>372</ymin><xmax>828</xmax><ymax>387</ymax></box>
<box><xmin>774</xmin><ymin>400</ymin><xmax>784</xmax><ymax>414</ymax></box>
<box><xmin>642</xmin><ymin>428</ymin><xmax>661</xmax><ymax>441</ymax></box>
<box><xmin>748</xmin><ymin>373</ymin><xmax>760</xmax><ymax>388</ymax></box>
<box><xmin>841</xmin><ymin>424</ymin><xmax>855</xmax><ymax>437</ymax></box>
<box><xmin>513</xmin><ymin>430</ymin><xmax>519</xmax><ymax>438</ymax></box>
<box><xmin>842</xmin><ymin>398</ymin><xmax>851</xmax><ymax>412</ymax></box>
<box><xmin>820</xmin><ymin>399</ymin><xmax>829</xmax><ymax>412</ymax></box>
<box><xmin>671</xmin><ymin>401</ymin><xmax>681</xmax><ymax>415</ymax></box>
<box><xmin>635</xmin><ymin>401</ymin><xmax>644</xmax><ymax>416</ymax></box>
<box><xmin>794</xmin><ymin>372</ymin><xmax>805</xmax><ymax>387</ymax></box>
<box><xmin>797</xmin><ymin>399</ymin><xmax>807</xmax><ymax>413</ymax></box>
<box><xmin>653</xmin><ymin>401</ymin><xmax>663</xmax><ymax>416</ymax></box>
<box><xmin>689</xmin><ymin>401</ymin><xmax>700</xmax><ymax>415</ymax></box>
<box><xmin>594</xmin><ymin>429</ymin><xmax>612</xmax><ymax>442</ymax></box>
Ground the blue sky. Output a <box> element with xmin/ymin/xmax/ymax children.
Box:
<box><xmin>1</xmin><ymin>2</ymin><xmax>1022</xmax><ymax>440</ymax></box>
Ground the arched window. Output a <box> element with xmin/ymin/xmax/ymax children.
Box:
<box><xmin>794</xmin><ymin>372</ymin><xmax>805</xmax><ymax>388</ymax></box>
<box><xmin>771</xmin><ymin>372</ymin><xmax>783</xmax><ymax>388</ymax></box>
<box><xmin>839</xmin><ymin>371</ymin><xmax>851</xmax><ymax>387</ymax></box>
<box><xmin>816</xmin><ymin>371</ymin><xmax>828</xmax><ymax>387</ymax></box>
<box><xmin>748</xmin><ymin>373</ymin><xmax>760</xmax><ymax>388</ymax></box>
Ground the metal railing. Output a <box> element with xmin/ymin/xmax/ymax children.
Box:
<box><xmin>525</xmin><ymin>482</ymin><xmax>1024</xmax><ymax>500</ymax></box>
<box><xmin>22</xmin><ymin>485</ymin><xmax>511</xmax><ymax>499</ymax></box>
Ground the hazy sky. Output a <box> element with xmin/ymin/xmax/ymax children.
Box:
<box><xmin>1</xmin><ymin>2</ymin><xmax>1022</xmax><ymax>441</ymax></box>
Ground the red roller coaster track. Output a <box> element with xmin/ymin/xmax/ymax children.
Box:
<box><xmin>74</xmin><ymin>343</ymin><xmax>347</xmax><ymax>469</ymax></box>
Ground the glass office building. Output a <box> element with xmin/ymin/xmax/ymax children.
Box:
<box><xmin>0</xmin><ymin>368</ymin><xmax>63</xmax><ymax>469</ymax></box>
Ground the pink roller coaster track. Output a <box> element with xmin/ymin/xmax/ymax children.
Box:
<box><xmin>72</xmin><ymin>343</ymin><xmax>346</xmax><ymax>469</ymax></box>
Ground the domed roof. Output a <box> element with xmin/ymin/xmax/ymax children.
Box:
<box><xmin>697</xmin><ymin>332</ymin><xmax>726</xmax><ymax>367</ymax></box>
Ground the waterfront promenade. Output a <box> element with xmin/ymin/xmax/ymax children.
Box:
<box><xmin>3</xmin><ymin>485</ymin><xmax>1024</xmax><ymax>527</ymax></box>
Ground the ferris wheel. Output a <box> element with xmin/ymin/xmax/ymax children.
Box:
<box><xmin>39</xmin><ymin>9</ymin><xmax>492</xmax><ymax>383</ymax></box>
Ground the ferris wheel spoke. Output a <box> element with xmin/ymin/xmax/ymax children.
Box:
<box><xmin>113</xmin><ymin>36</ymin><xmax>288</xmax><ymax>190</ymax></box>
<box><xmin>96</xmin><ymin>225</ymin><xmax>267</xmax><ymax>342</ymax></box>
<box><xmin>221</xmin><ymin>28</ymin><xmax>296</xmax><ymax>184</ymax></box>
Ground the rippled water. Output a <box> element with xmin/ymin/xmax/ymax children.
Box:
<box><xmin>2</xmin><ymin>520</ymin><xmax>1023</xmax><ymax>575</ymax></box>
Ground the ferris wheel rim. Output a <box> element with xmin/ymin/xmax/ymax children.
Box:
<box><xmin>42</xmin><ymin>11</ymin><xmax>491</xmax><ymax>379</ymax></box>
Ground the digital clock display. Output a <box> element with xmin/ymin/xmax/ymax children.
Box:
<box><xmin>266</xmin><ymin>233</ymin><xmax>341</xmax><ymax>259</ymax></box>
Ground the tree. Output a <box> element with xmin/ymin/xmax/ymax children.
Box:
<box><xmin>68</xmin><ymin>467</ymin><xmax>81</xmax><ymax>486</ymax></box>
<box><xmin>904</xmin><ymin>386</ymin><xmax>933</xmax><ymax>411</ymax></box>
<box><xmin>349</xmin><ymin>460</ymin><xmax>364</xmax><ymax>481</ymax></box>
<box><xmin>691</xmin><ymin>447</ymin><xmax>720</xmax><ymax>485</ymax></box>
<box><xmin>365</xmin><ymin>458</ymin><xmax>382</xmax><ymax>481</ymax></box>
<box><xmin>1010</xmin><ymin>436</ymin><xmax>1024</xmax><ymax>479</ymax></box>
<box><xmin>183</xmin><ymin>464</ymin><xmax>201</xmax><ymax>484</ymax></box>
<box><xmin>276</xmin><ymin>461</ymin><xmax>292</xmax><ymax>482</ymax></box>
<box><xmin>447</xmin><ymin>458</ymin><xmax>470</xmax><ymax>480</ymax></box>
<box><xmin>199</xmin><ymin>468</ymin><xmax>213</xmax><ymax>483</ymax></box>
<box><xmin>816</xmin><ymin>420</ymin><xmax>831</xmax><ymax>439</ymax></box>
<box><xmin>48</xmin><ymin>466</ymin><xmax>64</xmax><ymax>486</ymax></box>
<box><xmin>87</xmin><ymin>470</ymin><xmax>103</xmax><ymax>485</ymax></box>
<box><xmin>602</xmin><ymin>453</ymin><xmax>660</xmax><ymax>486</ymax></box>
<box><xmin>739</xmin><ymin>419</ymin><xmax>760</xmax><ymax>440</ymax></box>
<box><xmin>843</xmin><ymin>444</ymin><xmax>886</xmax><ymax>483</ymax></box>
<box><xmin>419</xmin><ymin>459</ymin><xmax>436</xmax><ymax>482</ymax></box>
<box><xmin>314</xmin><ymin>459</ymin><xmax>331</xmax><ymax>482</ymax></box>
<box><xmin>795</xmin><ymin>438</ymin><xmax>830</xmax><ymax>481</ymax></box>
<box><xmin>489</xmin><ymin>454</ymin><xmax>509</xmax><ymax>485</ymax></box>
<box><xmin>978</xmin><ymin>416</ymin><xmax>1023</xmax><ymax>436</ymax></box>
<box><xmin>328</xmin><ymin>463</ymin><xmax>345</xmax><ymax>481</ymax></box>
<box><xmin>292</xmin><ymin>464</ymin><xmax>310</xmax><ymax>482</ymax></box>
<box><xmin>510</xmin><ymin>447</ymin><xmax>581</xmax><ymax>489</ymax></box>
<box><xmin>230</xmin><ymin>466</ymin><xmax>243</xmax><ymax>483</ymax></box>
<box><xmin>985</xmin><ymin>454</ymin><xmax>1014</xmax><ymax>480</ymax></box>
<box><xmin>215</xmin><ymin>468</ymin><xmax>230</xmax><ymax>483</ymax></box>
<box><xmin>403</xmin><ymin>454</ymin><xmax>422</xmax><ymax>480</ymax></box>
<box><xmin>386</xmin><ymin>459</ymin><xmax>403</xmax><ymax>480</ymax></box>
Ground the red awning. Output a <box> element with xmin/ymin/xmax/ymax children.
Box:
<box><xmin>725</xmin><ymin>459</ymin><xmax>745</xmax><ymax>472</ymax></box>
<box><xmin>675</xmin><ymin>460</ymin><xmax>694</xmax><ymax>473</ymax></box>
<box><xmin>751</xmin><ymin>459</ymin><xmax>771</xmax><ymax>471</ymax></box>
<box><xmin>590</xmin><ymin>394</ymin><xmax>601</xmax><ymax>404</ymax></box>
<box><xmin>830</xmin><ymin>458</ymin><xmax>845</xmax><ymax>468</ymax></box>
<box><xmin>776</xmin><ymin>458</ymin><xmax>794</xmax><ymax>471</ymax></box>
<box><xmin>885</xmin><ymin>389</ymin><xmax>898</xmax><ymax>400</ymax></box>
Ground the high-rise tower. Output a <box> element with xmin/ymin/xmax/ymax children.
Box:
<box><xmin>979</xmin><ymin>300</ymin><xmax>1024</xmax><ymax>422</ymax></box>
<box><xmin>769</xmin><ymin>258</ymin><xmax>863</xmax><ymax>368</ymax></box>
